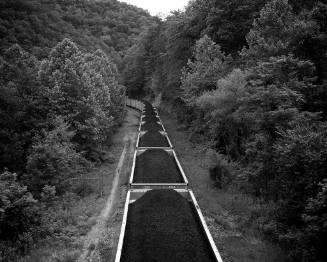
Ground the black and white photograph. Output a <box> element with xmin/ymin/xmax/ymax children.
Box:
<box><xmin>0</xmin><ymin>0</ymin><xmax>326</xmax><ymax>261</ymax></box>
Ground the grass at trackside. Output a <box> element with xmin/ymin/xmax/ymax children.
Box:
<box><xmin>160</xmin><ymin>109</ymin><xmax>287</xmax><ymax>262</ymax></box>
<box><xmin>23</xmin><ymin>159</ymin><xmax>121</xmax><ymax>262</ymax></box>
<box><xmin>22</xmin><ymin>109</ymin><xmax>140</xmax><ymax>262</ymax></box>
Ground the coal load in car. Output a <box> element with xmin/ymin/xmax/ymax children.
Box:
<box><xmin>142</xmin><ymin>100</ymin><xmax>152</xmax><ymax>107</ymax></box>
<box><xmin>142</xmin><ymin>101</ymin><xmax>154</xmax><ymax>111</ymax></box>
<box><xmin>143</xmin><ymin>114</ymin><xmax>160</xmax><ymax>123</ymax></box>
<box><xmin>121</xmin><ymin>189</ymin><xmax>216</xmax><ymax>262</ymax></box>
<box><xmin>141</xmin><ymin>121</ymin><xmax>163</xmax><ymax>132</ymax></box>
<box><xmin>144</xmin><ymin>113</ymin><xmax>157</xmax><ymax>119</ymax></box>
<box><xmin>134</xmin><ymin>149</ymin><xmax>183</xmax><ymax>183</ymax></box>
<box><xmin>139</xmin><ymin>132</ymin><xmax>169</xmax><ymax>148</ymax></box>
<box><xmin>144</xmin><ymin>109</ymin><xmax>156</xmax><ymax>115</ymax></box>
<box><xmin>144</xmin><ymin>106</ymin><xmax>156</xmax><ymax>113</ymax></box>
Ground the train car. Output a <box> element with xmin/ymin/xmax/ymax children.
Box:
<box><xmin>139</xmin><ymin>115</ymin><xmax>166</xmax><ymax>132</ymax></box>
<box><xmin>136</xmin><ymin>131</ymin><xmax>173</xmax><ymax>149</ymax></box>
<box><xmin>121</xmin><ymin>98</ymin><xmax>223</xmax><ymax>262</ymax></box>
<box><xmin>115</xmin><ymin>189</ymin><xmax>223</xmax><ymax>262</ymax></box>
<box><xmin>129</xmin><ymin>149</ymin><xmax>188</xmax><ymax>189</ymax></box>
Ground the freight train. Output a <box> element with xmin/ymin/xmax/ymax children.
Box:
<box><xmin>116</xmin><ymin>99</ymin><xmax>224</xmax><ymax>262</ymax></box>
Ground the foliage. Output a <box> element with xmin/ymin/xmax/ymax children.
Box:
<box><xmin>121</xmin><ymin>41</ymin><xmax>147</xmax><ymax>98</ymax></box>
<box><xmin>197</xmin><ymin>69</ymin><xmax>250</xmax><ymax>158</ymax></box>
<box><xmin>0</xmin><ymin>37</ymin><xmax>125</xmax><ymax>258</ymax></box>
<box><xmin>121</xmin><ymin>0</ymin><xmax>270</xmax><ymax>101</ymax></box>
<box><xmin>121</xmin><ymin>19</ymin><xmax>164</xmax><ymax>98</ymax></box>
<box><xmin>0</xmin><ymin>171</ymin><xmax>40</xmax><ymax>259</ymax></box>
<box><xmin>0</xmin><ymin>0</ymin><xmax>155</xmax><ymax>58</ymax></box>
<box><xmin>39</xmin><ymin>39</ymin><xmax>124</xmax><ymax>157</ymax></box>
<box><xmin>0</xmin><ymin>0</ymin><xmax>145</xmax><ymax>259</ymax></box>
<box><xmin>121</xmin><ymin>0</ymin><xmax>327</xmax><ymax>260</ymax></box>
<box><xmin>241</xmin><ymin>0</ymin><xmax>316</xmax><ymax>65</ymax></box>
<box><xmin>1</xmin><ymin>0</ymin><xmax>327</xmax><ymax>260</ymax></box>
<box><xmin>0</xmin><ymin>44</ymin><xmax>45</xmax><ymax>173</ymax></box>
<box><xmin>274</xmin><ymin>123</ymin><xmax>327</xmax><ymax>214</ymax></box>
<box><xmin>206</xmin><ymin>150</ymin><xmax>238</xmax><ymax>188</ymax></box>
<box><xmin>302</xmin><ymin>179</ymin><xmax>327</xmax><ymax>261</ymax></box>
<box><xmin>203</xmin><ymin>0</ymin><xmax>268</xmax><ymax>54</ymax></box>
<box><xmin>24</xmin><ymin>117</ymin><xmax>86</xmax><ymax>195</ymax></box>
<box><xmin>272</xmin><ymin>123</ymin><xmax>327</xmax><ymax>261</ymax></box>
<box><xmin>181</xmin><ymin>35</ymin><xmax>232</xmax><ymax>105</ymax></box>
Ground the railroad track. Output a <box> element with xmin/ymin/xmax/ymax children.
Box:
<box><xmin>116</xmin><ymin>98</ymin><xmax>224</xmax><ymax>262</ymax></box>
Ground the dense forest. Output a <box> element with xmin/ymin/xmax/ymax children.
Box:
<box><xmin>122</xmin><ymin>0</ymin><xmax>327</xmax><ymax>261</ymax></box>
<box><xmin>0</xmin><ymin>0</ymin><xmax>155</xmax><ymax>58</ymax></box>
<box><xmin>1</xmin><ymin>0</ymin><xmax>327</xmax><ymax>261</ymax></box>
<box><xmin>0</xmin><ymin>0</ymin><xmax>154</xmax><ymax>260</ymax></box>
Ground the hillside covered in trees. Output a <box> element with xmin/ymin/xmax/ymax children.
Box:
<box><xmin>0</xmin><ymin>0</ymin><xmax>155</xmax><ymax>260</ymax></box>
<box><xmin>122</xmin><ymin>0</ymin><xmax>327</xmax><ymax>261</ymax></box>
<box><xmin>0</xmin><ymin>0</ymin><xmax>155</xmax><ymax>58</ymax></box>
<box><xmin>1</xmin><ymin>0</ymin><xmax>327</xmax><ymax>261</ymax></box>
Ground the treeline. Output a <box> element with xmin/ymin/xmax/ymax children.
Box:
<box><xmin>0</xmin><ymin>0</ymin><xmax>153</xmax><ymax>259</ymax></box>
<box><xmin>0</xmin><ymin>0</ymin><xmax>155</xmax><ymax>59</ymax></box>
<box><xmin>0</xmin><ymin>38</ymin><xmax>125</xmax><ymax>260</ymax></box>
<box><xmin>122</xmin><ymin>0</ymin><xmax>327</xmax><ymax>261</ymax></box>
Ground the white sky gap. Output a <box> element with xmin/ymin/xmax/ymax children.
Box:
<box><xmin>120</xmin><ymin>0</ymin><xmax>189</xmax><ymax>16</ymax></box>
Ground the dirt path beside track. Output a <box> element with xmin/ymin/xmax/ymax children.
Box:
<box><xmin>78</xmin><ymin>108</ymin><xmax>140</xmax><ymax>262</ymax></box>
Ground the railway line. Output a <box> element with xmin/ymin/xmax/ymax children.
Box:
<box><xmin>115</xmin><ymin>98</ymin><xmax>224</xmax><ymax>262</ymax></box>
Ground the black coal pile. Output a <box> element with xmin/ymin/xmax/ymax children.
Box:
<box><xmin>143</xmin><ymin>114</ymin><xmax>159</xmax><ymax>122</ymax></box>
<box><xmin>141</xmin><ymin>121</ymin><xmax>163</xmax><ymax>132</ymax></box>
<box><xmin>134</xmin><ymin>149</ymin><xmax>183</xmax><ymax>183</ymax></box>
<box><xmin>121</xmin><ymin>189</ymin><xmax>216</xmax><ymax>262</ymax></box>
<box><xmin>139</xmin><ymin>131</ymin><xmax>169</xmax><ymax>147</ymax></box>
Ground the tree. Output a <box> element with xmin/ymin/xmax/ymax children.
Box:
<box><xmin>197</xmin><ymin>69</ymin><xmax>250</xmax><ymax>158</ymax></box>
<box><xmin>0</xmin><ymin>170</ymin><xmax>40</xmax><ymax>259</ymax></box>
<box><xmin>181</xmin><ymin>35</ymin><xmax>232</xmax><ymax>105</ymax></box>
<box><xmin>295</xmin><ymin>3</ymin><xmax>327</xmax><ymax>117</ymax></box>
<box><xmin>81</xmin><ymin>49</ymin><xmax>124</xmax><ymax>147</ymax></box>
<box><xmin>241</xmin><ymin>55</ymin><xmax>317</xmax><ymax>197</ymax></box>
<box><xmin>39</xmin><ymin>39</ymin><xmax>123</xmax><ymax>157</ymax></box>
<box><xmin>0</xmin><ymin>0</ymin><xmax>156</xmax><ymax>57</ymax></box>
<box><xmin>0</xmin><ymin>44</ymin><xmax>46</xmax><ymax>174</ymax></box>
<box><xmin>241</xmin><ymin>0</ymin><xmax>315</xmax><ymax>65</ymax></box>
<box><xmin>204</xmin><ymin>0</ymin><xmax>267</xmax><ymax>54</ymax></box>
<box><xmin>24</xmin><ymin>117</ymin><xmax>85</xmax><ymax>195</ymax></box>
<box><xmin>302</xmin><ymin>179</ymin><xmax>327</xmax><ymax>262</ymax></box>
<box><xmin>121</xmin><ymin>43</ymin><xmax>147</xmax><ymax>98</ymax></box>
<box><xmin>273</xmin><ymin>123</ymin><xmax>327</xmax><ymax>261</ymax></box>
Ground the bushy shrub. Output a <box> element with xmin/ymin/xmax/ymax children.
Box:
<box><xmin>0</xmin><ymin>171</ymin><xmax>41</xmax><ymax>259</ymax></box>
<box><xmin>24</xmin><ymin>117</ymin><xmax>88</xmax><ymax>196</ymax></box>
<box><xmin>197</xmin><ymin>69</ymin><xmax>250</xmax><ymax>159</ymax></box>
<box><xmin>302</xmin><ymin>179</ymin><xmax>327</xmax><ymax>262</ymax></box>
<box><xmin>274</xmin><ymin>123</ymin><xmax>327</xmax><ymax>225</ymax></box>
<box><xmin>206</xmin><ymin>150</ymin><xmax>238</xmax><ymax>188</ymax></box>
<box><xmin>272</xmin><ymin>123</ymin><xmax>327</xmax><ymax>260</ymax></box>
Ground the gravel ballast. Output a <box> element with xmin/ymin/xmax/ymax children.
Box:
<box><xmin>139</xmin><ymin>131</ymin><xmax>169</xmax><ymax>147</ymax></box>
<box><xmin>134</xmin><ymin>149</ymin><xmax>183</xmax><ymax>183</ymax></box>
<box><xmin>121</xmin><ymin>189</ymin><xmax>216</xmax><ymax>262</ymax></box>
